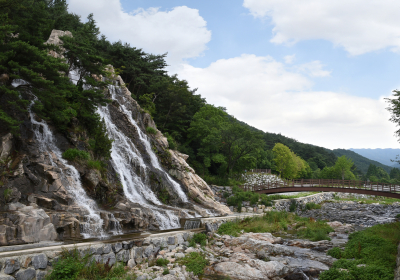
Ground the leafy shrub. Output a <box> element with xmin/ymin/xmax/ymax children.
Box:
<box><xmin>146</xmin><ymin>126</ymin><xmax>157</xmax><ymax>135</ymax></box>
<box><xmin>46</xmin><ymin>248</ymin><xmax>128</xmax><ymax>280</ymax></box>
<box><xmin>87</xmin><ymin>160</ymin><xmax>107</xmax><ymax>173</ymax></box>
<box><xmin>3</xmin><ymin>188</ymin><xmax>12</xmax><ymax>201</ymax></box>
<box><xmin>156</xmin><ymin>258</ymin><xmax>169</xmax><ymax>267</ymax></box>
<box><xmin>227</xmin><ymin>189</ymin><xmax>260</xmax><ymax>207</ymax></box>
<box><xmin>320</xmin><ymin>222</ymin><xmax>400</xmax><ymax>280</ymax></box>
<box><xmin>177</xmin><ymin>252</ymin><xmax>209</xmax><ymax>276</ymax></box>
<box><xmin>237</xmin><ymin>201</ymin><xmax>242</xmax><ymax>213</ymax></box>
<box><xmin>162</xmin><ymin>268</ymin><xmax>169</xmax><ymax>275</ymax></box>
<box><xmin>289</xmin><ymin>200</ymin><xmax>297</xmax><ymax>212</ymax></box>
<box><xmin>89</xmin><ymin>119</ymin><xmax>113</xmax><ymax>159</ymax></box>
<box><xmin>62</xmin><ymin>148</ymin><xmax>90</xmax><ymax>161</ymax></box>
<box><xmin>223</xmin><ymin>192</ymin><xmax>230</xmax><ymax>198</ymax></box>
<box><xmin>189</xmin><ymin>233</ymin><xmax>207</xmax><ymax>247</ymax></box>
<box><xmin>327</xmin><ymin>247</ymin><xmax>343</xmax><ymax>259</ymax></box>
<box><xmin>166</xmin><ymin>134</ymin><xmax>177</xmax><ymax>150</ymax></box>
<box><xmin>305</xmin><ymin>202</ymin><xmax>322</xmax><ymax>210</ymax></box>
<box><xmin>217</xmin><ymin>221</ymin><xmax>241</xmax><ymax>236</ymax></box>
<box><xmin>297</xmin><ymin>223</ymin><xmax>332</xmax><ymax>241</ymax></box>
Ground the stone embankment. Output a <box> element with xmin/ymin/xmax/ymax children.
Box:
<box><xmin>0</xmin><ymin>230</ymin><xmax>197</xmax><ymax>280</ymax></box>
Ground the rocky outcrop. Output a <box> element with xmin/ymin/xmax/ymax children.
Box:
<box><xmin>0</xmin><ymin>203</ymin><xmax>57</xmax><ymax>246</ymax></box>
<box><xmin>0</xmin><ymin>133</ymin><xmax>13</xmax><ymax>160</ymax></box>
<box><xmin>0</xmin><ymin>30</ymin><xmax>230</xmax><ymax>245</ymax></box>
<box><xmin>206</xmin><ymin>232</ymin><xmax>335</xmax><ymax>280</ymax></box>
<box><xmin>168</xmin><ymin>150</ymin><xmax>230</xmax><ymax>216</ymax></box>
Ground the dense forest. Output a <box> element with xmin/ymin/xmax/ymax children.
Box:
<box><xmin>2</xmin><ymin>0</ymin><xmax>398</xmax><ymax>186</ymax></box>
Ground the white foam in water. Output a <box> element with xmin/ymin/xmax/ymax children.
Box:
<box><xmin>110</xmin><ymin>87</ymin><xmax>188</xmax><ymax>203</ymax></box>
<box><xmin>28</xmin><ymin>98</ymin><xmax>108</xmax><ymax>238</ymax></box>
<box><xmin>97</xmin><ymin>103</ymin><xmax>182</xmax><ymax>229</ymax></box>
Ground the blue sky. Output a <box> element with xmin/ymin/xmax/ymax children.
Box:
<box><xmin>68</xmin><ymin>0</ymin><xmax>400</xmax><ymax>149</ymax></box>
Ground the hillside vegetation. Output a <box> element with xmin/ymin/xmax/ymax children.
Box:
<box><xmin>2</xmin><ymin>0</ymin><xmax>395</xmax><ymax>186</ymax></box>
<box><xmin>333</xmin><ymin>149</ymin><xmax>392</xmax><ymax>174</ymax></box>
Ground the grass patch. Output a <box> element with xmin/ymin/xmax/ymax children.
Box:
<box><xmin>45</xmin><ymin>248</ymin><xmax>132</xmax><ymax>280</ymax></box>
<box><xmin>146</xmin><ymin>126</ymin><xmax>157</xmax><ymax>135</ymax></box>
<box><xmin>156</xmin><ymin>258</ymin><xmax>169</xmax><ymax>267</ymax></box>
<box><xmin>305</xmin><ymin>202</ymin><xmax>322</xmax><ymax>210</ymax></box>
<box><xmin>217</xmin><ymin>211</ymin><xmax>333</xmax><ymax>241</ymax></box>
<box><xmin>3</xmin><ymin>188</ymin><xmax>12</xmax><ymax>201</ymax></box>
<box><xmin>62</xmin><ymin>148</ymin><xmax>90</xmax><ymax>161</ymax></box>
<box><xmin>320</xmin><ymin>222</ymin><xmax>400</xmax><ymax>280</ymax></box>
<box><xmin>189</xmin><ymin>233</ymin><xmax>207</xmax><ymax>247</ymax></box>
<box><xmin>289</xmin><ymin>200</ymin><xmax>297</xmax><ymax>212</ymax></box>
<box><xmin>158</xmin><ymin>188</ymin><xmax>170</xmax><ymax>204</ymax></box>
<box><xmin>177</xmin><ymin>252</ymin><xmax>209</xmax><ymax>276</ymax></box>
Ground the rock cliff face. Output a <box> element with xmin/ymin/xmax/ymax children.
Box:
<box><xmin>0</xmin><ymin>30</ymin><xmax>230</xmax><ymax>246</ymax></box>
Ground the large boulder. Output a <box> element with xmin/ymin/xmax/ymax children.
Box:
<box><xmin>0</xmin><ymin>203</ymin><xmax>57</xmax><ymax>245</ymax></box>
<box><xmin>0</xmin><ymin>133</ymin><xmax>13</xmax><ymax>160</ymax></box>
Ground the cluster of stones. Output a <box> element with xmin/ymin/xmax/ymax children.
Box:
<box><xmin>203</xmin><ymin>232</ymin><xmax>337</xmax><ymax>280</ymax></box>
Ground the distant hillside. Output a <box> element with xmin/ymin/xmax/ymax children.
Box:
<box><xmin>333</xmin><ymin>149</ymin><xmax>393</xmax><ymax>174</ymax></box>
<box><xmin>263</xmin><ymin>132</ymin><xmax>337</xmax><ymax>168</ymax></box>
<box><xmin>349</xmin><ymin>148</ymin><xmax>400</xmax><ymax>166</ymax></box>
<box><xmin>238</xmin><ymin>120</ymin><xmax>338</xmax><ymax>169</ymax></box>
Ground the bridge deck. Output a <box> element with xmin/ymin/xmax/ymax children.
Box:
<box><xmin>240</xmin><ymin>179</ymin><xmax>400</xmax><ymax>199</ymax></box>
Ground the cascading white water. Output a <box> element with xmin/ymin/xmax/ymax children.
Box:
<box><xmin>111</xmin><ymin>88</ymin><xmax>188</xmax><ymax>203</ymax></box>
<box><xmin>28</xmin><ymin>98</ymin><xmax>108</xmax><ymax>238</ymax></box>
<box><xmin>97</xmin><ymin>103</ymin><xmax>182</xmax><ymax>229</ymax></box>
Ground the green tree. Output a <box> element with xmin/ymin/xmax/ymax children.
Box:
<box><xmin>390</xmin><ymin>167</ymin><xmax>400</xmax><ymax>180</ymax></box>
<box><xmin>0</xmin><ymin>12</ymin><xmax>76</xmax><ymax>133</ymax></box>
<box><xmin>334</xmin><ymin>155</ymin><xmax>354</xmax><ymax>180</ymax></box>
<box><xmin>272</xmin><ymin>143</ymin><xmax>296</xmax><ymax>178</ymax></box>
<box><xmin>188</xmin><ymin>105</ymin><xmax>264</xmax><ymax>175</ymax></box>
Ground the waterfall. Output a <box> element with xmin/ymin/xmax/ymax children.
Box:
<box><xmin>97</xmin><ymin>102</ymin><xmax>182</xmax><ymax>229</ymax></box>
<box><xmin>183</xmin><ymin>219</ymin><xmax>201</xmax><ymax>230</ymax></box>
<box><xmin>111</xmin><ymin>87</ymin><xmax>188</xmax><ymax>203</ymax></box>
<box><xmin>28</xmin><ymin>98</ymin><xmax>108</xmax><ymax>238</ymax></box>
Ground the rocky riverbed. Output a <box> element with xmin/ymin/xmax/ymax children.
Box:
<box><xmin>128</xmin><ymin>220</ymin><xmax>352</xmax><ymax>280</ymax></box>
<box><xmin>299</xmin><ymin>198</ymin><xmax>400</xmax><ymax>228</ymax></box>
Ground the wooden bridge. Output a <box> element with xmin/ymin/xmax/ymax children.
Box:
<box><xmin>239</xmin><ymin>179</ymin><xmax>400</xmax><ymax>199</ymax></box>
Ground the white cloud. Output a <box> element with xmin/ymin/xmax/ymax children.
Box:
<box><xmin>243</xmin><ymin>0</ymin><xmax>400</xmax><ymax>55</ymax></box>
<box><xmin>177</xmin><ymin>54</ymin><xmax>399</xmax><ymax>149</ymax></box>
<box><xmin>295</xmin><ymin>61</ymin><xmax>331</xmax><ymax>77</ymax></box>
<box><xmin>284</xmin><ymin>54</ymin><xmax>295</xmax><ymax>64</ymax></box>
<box><xmin>67</xmin><ymin>0</ymin><xmax>211</xmax><ymax>65</ymax></box>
